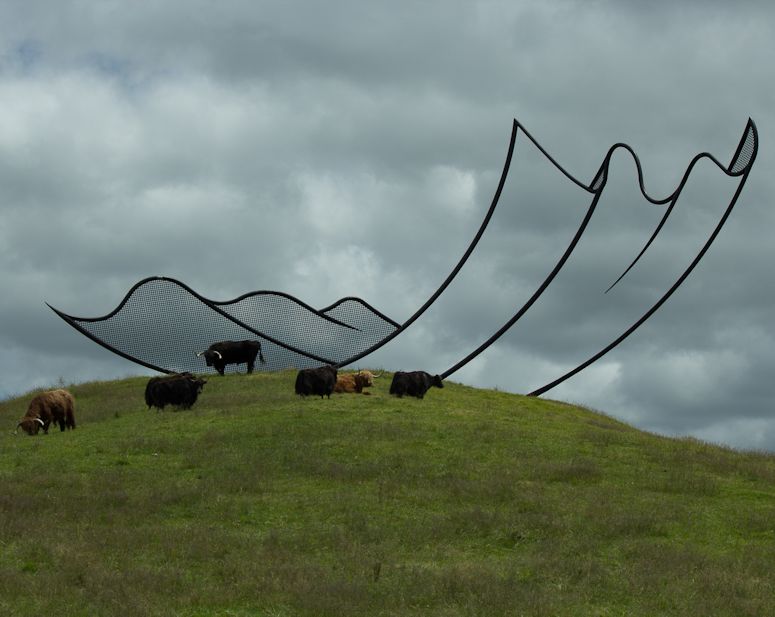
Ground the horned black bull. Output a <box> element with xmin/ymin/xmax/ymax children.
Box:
<box><xmin>196</xmin><ymin>340</ymin><xmax>266</xmax><ymax>375</ymax></box>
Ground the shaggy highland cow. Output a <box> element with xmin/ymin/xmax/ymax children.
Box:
<box><xmin>389</xmin><ymin>371</ymin><xmax>444</xmax><ymax>399</ymax></box>
<box><xmin>333</xmin><ymin>371</ymin><xmax>375</xmax><ymax>395</ymax></box>
<box><xmin>145</xmin><ymin>373</ymin><xmax>207</xmax><ymax>410</ymax></box>
<box><xmin>17</xmin><ymin>389</ymin><xmax>76</xmax><ymax>435</ymax></box>
<box><xmin>295</xmin><ymin>365</ymin><xmax>338</xmax><ymax>399</ymax></box>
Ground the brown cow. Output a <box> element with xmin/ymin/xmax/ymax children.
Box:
<box><xmin>17</xmin><ymin>389</ymin><xmax>76</xmax><ymax>435</ymax></box>
<box><xmin>334</xmin><ymin>371</ymin><xmax>375</xmax><ymax>395</ymax></box>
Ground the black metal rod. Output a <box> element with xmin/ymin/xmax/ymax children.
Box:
<box><xmin>440</xmin><ymin>119</ymin><xmax>757</xmax><ymax>390</ymax></box>
<box><xmin>333</xmin><ymin>119</ymin><xmax>520</xmax><ymax>369</ymax></box>
<box><xmin>528</xmin><ymin>119</ymin><xmax>758</xmax><ymax>397</ymax></box>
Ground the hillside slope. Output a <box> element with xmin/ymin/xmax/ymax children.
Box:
<box><xmin>1</xmin><ymin>371</ymin><xmax>774</xmax><ymax>616</ymax></box>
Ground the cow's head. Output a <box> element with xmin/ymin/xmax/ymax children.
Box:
<box><xmin>195</xmin><ymin>350</ymin><xmax>222</xmax><ymax>367</ymax></box>
<box><xmin>432</xmin><ymin>374</ymin><xmax>444</xmax><ymax>389</ymax></box>
<box><xmin>356</xmin><ymin>371</ymin><xmax>375</xmax><ymax>387</ymax></box>
<box><xmin>353</xmin><ymin>373</ymin><xmax>372</xmax><ymax>391</ymax></box>
<box><xmin>16</xmin><ymin>417</ymin><xmax>45</xmax><ymax>436</ymax></box>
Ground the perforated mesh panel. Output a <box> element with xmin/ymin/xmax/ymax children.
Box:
<box><xmin>730</xmin><ymin>123</ymin><xmax>756</xmax><ymax>175</ymax></box>
<box><xmin>48</xmin><ymin>119</ymin><xmax>758</xmax><ymax>393</ymax></box>
<box><xmin>50</xmin><ymin>277</ymin><xmax>398</xmax><ymax>374</ymax></box>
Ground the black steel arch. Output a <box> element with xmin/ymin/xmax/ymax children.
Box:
<box><xmin>437</xmin><ymin>119</ymin><xmax>758</xmax><ymax>396</ymax></box>
<box><xmin>48</xmin><ymin>276</ymin><xmax>398</xmax><ymax>374</ymax></box>
<box><xmin>527</xmin><ymin>119</ymin><xmax>758</xmax><ymax>396</ymax></box>
<box><xmin>48</xmin><ymin>120</ymin><xmax>519</xmax><ymax>375</ymax></box>
<box><xmin>331</xmin><ymin>119</ymin><xmax>519</xmax><ymax>369</ymax></box>
<box><xmin>47</xmin><ymin>118</ymin><xmax>758</xmax><ymax>391</ymax></box>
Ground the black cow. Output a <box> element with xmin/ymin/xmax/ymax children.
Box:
<box><xmin>389</xmin><ymin>371</ymin><xmax>444</xmax><ymax>399</ymax></box>
<box><xmin>196</xmin><ymin>340</ymin><xmax>266</xmax><ymax>375</ymax></box>
<box><xmin>145</xmin><ymin>373</ymin><xmax>207</xmax><ymax>410</ymax></box>
<box><xmin>295</xmin><ymin>365</ymin><xmax>338</xmax><ymax>399</ymax></box>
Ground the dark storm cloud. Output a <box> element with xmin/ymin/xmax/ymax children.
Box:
<box><xmin>0</xmin><ymin>1</ymin><xmax>773</xmax><ymax>450</ymax></box>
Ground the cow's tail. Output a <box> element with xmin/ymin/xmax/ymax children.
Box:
<box><xmin>257</xmin><ymin>340</ymin><xmax>266</xmax><ymax>364</ymax></box>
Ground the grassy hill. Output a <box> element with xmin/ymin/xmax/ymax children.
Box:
<box><xmin>1</xmin><ymin>370</ymin><xmax>773</xmax><ymax>616</ymax></box>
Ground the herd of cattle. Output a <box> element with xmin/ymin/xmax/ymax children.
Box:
<box><xmin>14</xmin><ymin>340</ymin><xmax>444</xmax><ymax>435</ymax></box>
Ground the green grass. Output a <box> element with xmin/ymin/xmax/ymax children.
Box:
<box><xmin>1</xmin><ymin>370</ymin><xmax>774</xmax><ymax>616</ymax></box>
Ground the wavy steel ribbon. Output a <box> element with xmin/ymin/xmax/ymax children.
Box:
<box><xmin>47</xmin><ymin>120</ymin><xmax>518</xmax><ymax>375</ymax></box>
<box><xmin>526</xmin><ymin>119</ymin><xmax>758</xmax><ymax>396</ymax></box>
<box><xmin>47</xmin><ymin>118</ymin><xmax>758</xmax><ymax>393</ymax></box>
<box><xmin>48</xmin><ymin>277</ymin><xmax>399</xmax><ymax>374</ymax></box>
<box><xmin>435</xmin><ymin>119</ymin><xmax>758</xmax><ymax>396</ymax></box>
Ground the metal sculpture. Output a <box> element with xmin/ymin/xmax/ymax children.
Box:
<box><xmin>47</xmin><ymin>277</ymin><xmax>399</xmax><ymax>374</ymax></box>
<box><xmin>48</xmin><ymin>118</ymin><xmax>758</xmax><ymax>395</ymax></box>
<box><xmin>441</xmin><ymin>118</ymin><xmax>759</xmax><ymax>396</ymax></box>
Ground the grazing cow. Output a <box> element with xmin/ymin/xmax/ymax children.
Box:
<box><xmin>334</xmin><ymin>371</ymin><xmax>374</xmax><ymax>395</ymax></box>
<box><xmin>145</xmin><ymin>373</ymin><xmax>207</xmax><ymax>410</ymax></box>
<box><xmin>389</xmin><ymin>371</ymin><xmax>444</xmax><ymax>399</ymax></box>
<box><xmin>196</xmin><ymin>340</ymin><xmax>266</xmax><ymax>375</ymax></box>
<box><xmin>17</xmin><ymin>389</ymin><xmax>76</xmax><ymax>435</ymax></box>
<box><xmin>295</xmin><ymin>365</ymin><xmax>338</xmax><ymax>399</ymax></box>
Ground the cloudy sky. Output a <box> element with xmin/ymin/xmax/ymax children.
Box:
<box><xmin>1</xmin><ymin>1</ymin><xmax>773</xmax><ymax>451</ymax></box>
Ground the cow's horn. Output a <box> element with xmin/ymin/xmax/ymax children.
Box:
<box><xmin>195</xmin><ymin>351</ymin><xmax>205</xmax><ymax>357</ymax></box>
<box><xmin>213</xmin><ymin>351</ymin><xmax>222</xmax><ymax>360</ymax></box>
<box><xmin>35</xmin><ymin>418</ymin><xmax>45</xmax><ymax>426</ymax></box>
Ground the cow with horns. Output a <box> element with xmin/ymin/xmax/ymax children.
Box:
<box><xmin>389</xmin><ymin>371</ymin><xmax>444</xmax><ymax>399</ymax></box>
<box><xmin>196</xmin><ymin>340</ymin><xmax>266</xmax><ymax>375</ymax></box>
<box><xmin>334</xmin><ymin>370</ymin><xmax>377</xmax><ymax>395</ymax></box>
<box><xmin>16</xmin><ymin>389</ymin><xmax>76</xmax><ymax>435</ymax></box>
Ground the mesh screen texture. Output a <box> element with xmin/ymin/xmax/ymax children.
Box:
<box><xmin>730</xmin><ymin>123</ymin><xmax>756</xmax><ymax>175</ymax></box>
<box><xmin>48</xmin><ymin>118</ymin><xmax>758</xmax><ymax>390</ymax></box>
<box><xmin>51</xmin><ymin>277</ymin><xmax>398</xmax><ymax>375</ymax></box>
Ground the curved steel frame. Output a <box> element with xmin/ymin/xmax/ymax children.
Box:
<box><xmin>48</xmin><ymin>118</ymin><xmax>758</xmax><ymax>394</ymax></box>
<box><xmin>525</xmin><ymin>119</ymin><xmax>758</xmax><ymax>396</ymax></box>
<box><xmin>48</xmin><ymin>276</ymin><xmax>400</xmax><ymax>374</ymax></box>
<box><xmin>48</xmin><ymin>120</ymin><xmax>518</xmax><ymax>376</ymax></box>
<box><xmin>437</xmin><ymin>119</ymin><xmax>758</xmax><ymax>395</ymax></box>
<box><xmin>331</xmin><ymin>119</ymin><xmax>519</xmax><ymax>368</ymax></box>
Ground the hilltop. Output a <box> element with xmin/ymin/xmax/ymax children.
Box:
<box><xmin>1</xmin><ymin>370</ymin><xmax>773</xmax><ymax>616</ymax></box>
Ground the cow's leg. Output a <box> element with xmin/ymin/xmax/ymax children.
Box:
<box><xmin>247</xmin><ymin>360</ymin><xmax>254</xmax><ymax>374</ymax></box>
